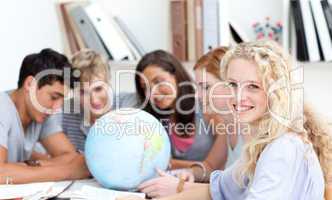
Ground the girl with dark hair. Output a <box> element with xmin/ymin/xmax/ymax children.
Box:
<box><xmin>132</xmin><ymin>50</ymin><xmax>214</xmax><ymax>166</ymax></box>
<box><xmin>135</xmin><ymin>50</ymin><xmax>196</xmax><ymax>136</ymax></box>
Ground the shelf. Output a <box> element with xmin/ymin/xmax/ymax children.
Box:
<box><xmin>108</xmin><ymin>61</ymin><xmax>196</xmax><ymax>74</ymax></box>
<box><xmin>297</xmin><ymin>61</ymin><xmax>332</xmax><ymax>68</ymax></box>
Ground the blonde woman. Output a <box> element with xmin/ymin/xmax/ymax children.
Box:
<box><xmin>61</xmin><ymin>49</ymin><xmax>113</xmax><ymax>151</ymax></box>
<box><xmin>118</xmin><ymin>41</ymin><xmax>332</xmax><ymax>199</ymax></box>
<box><xmin>44</xmin><ymin>49</ymin><xmax>116</xmax><ymax>152</ymax></box>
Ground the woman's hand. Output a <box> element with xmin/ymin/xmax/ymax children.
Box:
<box><xmin>138</xmin><ymin>169</ymin><xmax>185</xmax><ymax>198</ymax></box>
<box><xmin>168</xmin><ymin>168</ymin><xmax>195</xmax><ymax>182</ymax></box>
<box><xmin>325</xmin><ymin>185</ymin><xmax>332</xmax><ymax>200</ymax></box>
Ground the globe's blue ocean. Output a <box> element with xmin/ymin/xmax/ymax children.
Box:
<box><xmin>85</xmin><ymin>108</ymin><xmax>171</xmax><ymax>190</ymax></box>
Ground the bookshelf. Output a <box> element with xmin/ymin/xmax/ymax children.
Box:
<box><xmin>0</xmin><ymin>0</ymin><xmax>329</xmax><ymax>125</ymax></box>
<box><xmin>56</xmin><ymin>0</ymin><xmax>170</xmax><ymax>56</ymax></box>
<box><xmin>55</xmin><ymin>0</ymin><xmax>285</xmax><ymax>61</ymax></box>
<box><xmin>52</xmin><ymin>0</ymin><xmax>332</xmax><ymax>125</ymax></box>
<box><xmin>56</xmin><ymin>0</ymin><xmax>332</xmax><ymax>63</ymax></box>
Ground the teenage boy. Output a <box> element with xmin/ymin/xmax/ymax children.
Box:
<box><xmin>0</xmin><ymin>48</ymin><xmax>90</xmax><ymax>184</ymax></box>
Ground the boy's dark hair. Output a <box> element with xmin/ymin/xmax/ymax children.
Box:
<box><xmin>17</xmin><ymin>48</ymin><xmax>78</xmax><ymax>88</ymax></box>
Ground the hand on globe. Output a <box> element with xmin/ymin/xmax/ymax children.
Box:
<box><xmin>138</xmin><ymin>169</ymin><xmax>185</xmax><ymax>198</ymax></box>
<box><xmin>168</xmin><ymin>168</ymin><xmax>195</xmax><ymax>182</ymax></box>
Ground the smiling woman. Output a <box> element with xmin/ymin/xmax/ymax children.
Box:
<box><xmin>211</xmin><ymin>40</ymin><xmax>331</xmax><ymax>199</ymax></box>
<box><xmin>226</xmin><ymin>58</ymin><xmax>268</xmax><ymax>123</ymax></box>
<box><xmin>118</xmin><ymin>41</ymin><xmax>332</xmax><ymax>200</ymax></box>
<box><xmin>135</xmin><ymin>50</ymin><xmax>196</xmax><ymax>138</ymax></box>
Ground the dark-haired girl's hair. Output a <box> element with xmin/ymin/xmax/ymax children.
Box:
<box><xmin>135</xmin><ymin>50</ymin><xmax>196</xmax><ymax>137</ymax></box>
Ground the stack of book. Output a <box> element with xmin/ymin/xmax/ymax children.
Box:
<box><xmin>170</xmin><ymin>0</ymin><xmax>249</xmax><ymax>61</ymax></box>
<box><xmin>290</xmin><ymin>0</ymin><xmax>332</xmax><ymax>62</ymax></box>
<box><xmin>56</xmin><ymin>0</ymin><xmax>145</xmax><ymax>61</ymax></box>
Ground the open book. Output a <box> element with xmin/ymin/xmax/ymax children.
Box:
<box><xmin>0</xmin><ymin>179</ymin><xmax>145</xmax><ymax>200</ymax></box>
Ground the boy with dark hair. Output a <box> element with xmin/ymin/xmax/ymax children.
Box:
<box><xmin>0</xmin><ymin>48</ymin><xmax>90</xmax><ymax>184</ymax></box>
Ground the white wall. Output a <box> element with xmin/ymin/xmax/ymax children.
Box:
<box><xmin>90</xmin><ymin>0</ymin><xmax>171</xmax><ymax>52</ymax></box>
<box><xmin>0</xmin><ymin>0</ymin><xmax>171</xmax><ymax>91</ymax></box>
<box><xmin>229</xmin><ymin>0</ymin><xmax>283</xmax><ymax>40</ymax></box>
<box><xmin>0</xmin><ymin>0</ymin><xmax>63</xmax><ymax>91</ymax></box>
<box><xmin>304</xmin><ymin>63</ymin><xmax>332</xmax><ymax>122</ymax></box>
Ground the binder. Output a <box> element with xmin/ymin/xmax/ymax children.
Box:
<box><xmin>229</xmin><ymin>19</ymin><xmax>250</xmax><ymax>43</ymax></box>
<box><xmin>300</xmin><ymin>0</ymin><xmax>321</xmax><ymax>61</ymax></box>
<box><xmin>194</xmin><ymin>0</ymin><xmax>204</xmax><ymax>59</ymax></box>
<box><xmin>321</xmin><ymin>0</ymin><xmax>332</xmax><ymax>41</ymax></box>
<box><xmin>60</xmin><ymin>3</ymin><xmax>81</xmax><ymax>55</ymax></box>
<box><xmin>310</xmin><ymin>0</ymin><xmax>332</xmax><ymax>61</ymax></box>
<box><xmin>290</xmin><ymin>4</ymin><xmax>299</xmax><ymax>62</ymax></box>
<box><xmin>113</xmin><ymin>16</ymin><xmax>146</xmax><ymax>60</ymax></box>
<box><xmin>187</xmin><ymin>0</ymin><xmax>197</xmax><ymax>61</ymax></box>
<box><xmin>283</xmin><ymin>0</ymin><xmax>291</xmax><ymax>52</ymax></box>
<box><xmin>85</xmin><ymin>3</ymin><xmax>134</xmax><ymax>61</ymax></box>
<box><xmin>218</xmin><ymin>0</ymin><xmax>231</xmax><ymax>46</ymax></box>
<box><xmin>291</xmin><ymin>0</ymin><xmax>309</xmax><ymax>61</ymax></box>
<box><xmin>65</xmin><ymin>4</ymin><xmax>87</xmax><ymax>51</ymax></box>
<box><xmin>55</xmin><ymin>3</ymin><xmax>71</xmax><ymax>56</ymax></box>
<box><xmin>111</xmin><ymin>17</ymin><xmax>140</xmax><ymax>60</ymax></box>
<box><xmin>170</xmin><ymin>0</ymin><xmax>188</xmax><ymax>61</ymax></box>
<box><xmin>70</xmin><ymin>5</ymin><xmax>112</xmax><ymax>59</ymax></box>
<box><xmin>309</xmin><ymin>0</ymin><xmax>325</xmax><ymax>60</ymax></box>
<box><xmin>203</xmin><ymin>0</ymin><xmax>219</xmax><ymax>53</ymax></box>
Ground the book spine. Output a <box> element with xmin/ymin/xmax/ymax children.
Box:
<box><xmin>310</xmin><ymin>0</ymin><xmax>332</xmax><ymax>61</ymax></box>
<box><xmin>170</xmin><ymin>0</ymin><xmax>188</xmax><ymax>61</ymax></box>
<box><xmin>300</xmin><ymin>0</ymin><xmax>320</xmax><ymax>61</ymax></box>
<box><xmin>321</xmin><ymin>0</ymin><xmax>332</xmax><ymax>41</ymax></box>
<box><xmin>291</xmin><ymin>0</ymin><xmax>309</xmax><ymax>61</ymax></box>
<box><xmin>85</xmin><ymin>3</ymin><xmax>134</xmax><ymax>61</ymax></box>
<box><xmin>70</xmin><ymin>6</ymin><xmax>112</xmax><ymax>60</ymax></box>
<box><xmin>187</xmin><ymin>0</ymin><xmax>196</xmax><ymax>61</ymax></box>
<box><xmin>61</xmin><ymin>3</ymin><xmax>81</xmax><ymax>55</ymax></box>
<box><xmin>203</xmin><ymin>0</ymin><xmax>219</xmax><ymax>53</ymax></box>
<box><xmin>194</xmin><ymin>0</ymin><xmax>204</xmax><ymax>59</ymax></box>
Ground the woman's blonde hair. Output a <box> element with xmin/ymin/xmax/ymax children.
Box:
<box><xmin>71</xmin><ymin>49</ymin><xmax>110</xmax><ymax>83</ymax></box>
<box><xmin>220</xmin><ymin>40</ymin><xmax>332</xmax><ymax>186</ymax></box>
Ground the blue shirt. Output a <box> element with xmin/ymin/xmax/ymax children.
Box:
<box><xmin>62</xmin><ymin>92</ymin><xmax>139</xmax><ymax>152</ymax></box>
<box><xmin>210</xmin><ymin>133</ymin><xmax>324</xmax><ymax>200</ymax></box>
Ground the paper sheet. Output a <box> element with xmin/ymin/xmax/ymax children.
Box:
<box><xmin>0</xmin><ymin>179</ymin><xmax>145</xmax><ymax>200</ymax></box>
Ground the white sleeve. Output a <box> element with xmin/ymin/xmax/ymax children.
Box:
<box><xmin>246</xmin><ymin>136</ymin><xmax>299</xmax><ymax>200</ymax></box>
<box><xmin>0</xmin><ymin>122</ymin><xmax>9</xmax><ymax>149</ymax></box>
<box><xmin>210</xmin><ymin>162</ymin><xmax>247</xmax><ymax>200</ymax></box>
